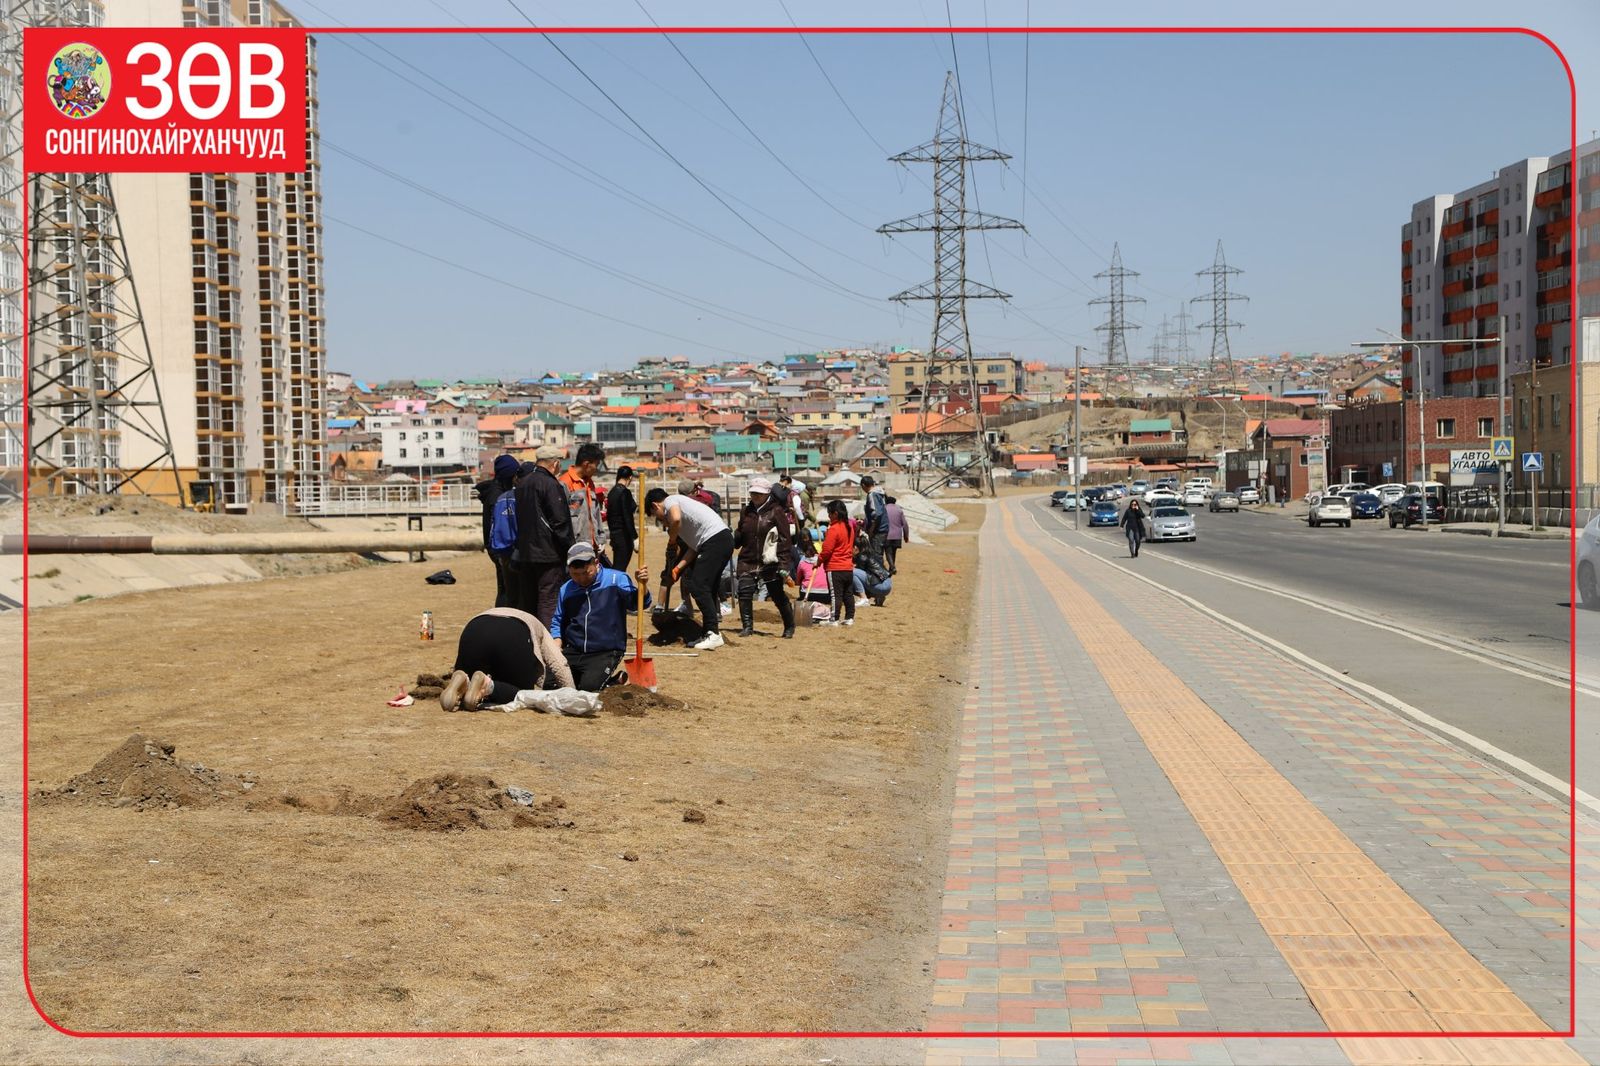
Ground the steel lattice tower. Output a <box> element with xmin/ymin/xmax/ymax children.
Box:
<box><xmin>1192</xmin><ymin>240</ymin><xmax>1248</xmax><ymax>382</ymax></box>
<box><xmin>1091</xmin><ymin>243</ymin><xmax>1144</xmax><ymax>366</ymax></box>
<box><xmin>878</xmin><ymin>71</ymin><xmax>1021</xmax><ymax>496</ymax></box>
<box><xmin>0</xmin><ymin>0</ymin><xmax>179</xmax><ymax>502</ymax></box>
<box><xmin>1150</xmin><ymin>314</ymin><xmax>1169</xmax><ymax>365</ymax></box>
<box><xmin>1170</xmin><ymin>306</ymin><xmax>1195</xmax><ymax>365</ymax></box>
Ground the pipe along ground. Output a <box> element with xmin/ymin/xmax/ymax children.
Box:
<box><xmin>2</xmin><ymin>532</ymin><xmax>483</xmax><ymax>555</ymax></box>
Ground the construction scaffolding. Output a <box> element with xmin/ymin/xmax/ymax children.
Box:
<box><xmin>878</xmin><ymin>71</ymin><xmax>1021</xmax><ymax>496</ymax></box>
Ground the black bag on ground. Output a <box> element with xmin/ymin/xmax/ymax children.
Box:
<box><xmin>425</xmin><ymin>569</ymin><xmax>456</xmax><ymax>585</ymax></box>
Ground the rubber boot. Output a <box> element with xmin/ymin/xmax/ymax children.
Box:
<box><xmin>775</xmin><ymin>591</ymin><xmax>795</xmax><ymax>638</ymax></box>
<box><xmin>738</xmin><ymin>598</ymin><xmax>755</xmax><ymax>637</ymax></box>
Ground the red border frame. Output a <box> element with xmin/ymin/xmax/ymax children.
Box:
<box><xmin>17</xmin><ymin>23</ymin><xmax>1582</xmax><ymax>1045</ymax></box>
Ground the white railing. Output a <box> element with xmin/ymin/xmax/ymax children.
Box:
<box><xmin>287</xmin><ymin>481</ymin><xmax>480</xmax><ymax>516</ymax></box>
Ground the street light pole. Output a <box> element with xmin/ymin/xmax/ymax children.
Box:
<box><xmin>1497</xmin><ymin>313</ymin><xmax>1507</xmax><ymax>536</ymax></box>
<box><xmin>1260</xmin><ymin>396</ymin><xmax>1268</xmax><ymax>503</ymax></box>
<box><xmin>1073</xmin><ymin>345</ymin><xmax>1082</xmax><ymax>531</ymax></box>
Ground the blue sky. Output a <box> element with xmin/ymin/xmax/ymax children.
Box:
<box><xmin>292</xmin><ymin>1</ymin><xmax>1598</xmax><ymax>380</ymax></box>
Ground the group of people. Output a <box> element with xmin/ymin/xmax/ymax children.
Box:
<box><xmin>437</xmin><ymin>451</ymin><xmax>910</xmax><ymax>711</ymax></box>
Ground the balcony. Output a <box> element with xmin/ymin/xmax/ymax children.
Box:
<box><xmin>1474</xmin><ymin>240</ymin><xmax>1499</xmax><ymax>259</ymax></box>
<box><xmin>1534</xmin><ymin>185</ymin><xmax>1567</xmax><ymax>209</ymax></box>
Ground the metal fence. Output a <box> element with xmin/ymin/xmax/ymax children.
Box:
<box><xmin>286</xmin><ymin>481</ymin><xmax>480</xmax><ymax>517</ymax></box>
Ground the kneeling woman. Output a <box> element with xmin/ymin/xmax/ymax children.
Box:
<box><xmin>441</xmin><ymin>606</ymin><xmax>575</xmax><ymax>711</ymax></box>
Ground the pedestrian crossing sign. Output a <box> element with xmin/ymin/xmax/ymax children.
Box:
<box><xmin>1521</xmin><ymin>452</ymin><xmax>1543</xmax><ymax>473</ymax></box>
<box><xmin>1491</xmin><ymin>437</ymin><xmax>1514</xmax><ymax>459</ymax></box>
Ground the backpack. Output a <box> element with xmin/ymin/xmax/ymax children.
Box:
<box><xmin>489</xmin><ymin>489</ymin><xmax>518</xmax><ymax>556</ymax></box>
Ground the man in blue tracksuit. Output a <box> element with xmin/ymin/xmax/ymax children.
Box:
<box><xmin>551</xmin><ymin>541</ymin><xmax>652</xmax><ymax>691</ymax></box>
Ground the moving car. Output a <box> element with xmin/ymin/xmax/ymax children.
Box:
<box><xmin>1235</xmin><ymin>485</ymin><xmax>1260</xmax><ymax>504</ymax></box>
<box><xmin>1349</xmin><ymin>491</ymin><xmax>1384</xmax><ymax>519</ymax></box>
<box><xmin>1388</xmin><ymin>493</ymin><xmax>1444</xmax><ymax>528</ymax></box>
<box><xmin>1146</xmin><ymin>489</ymin><xmax>1182</xmax><ymax>509</ymax></box>
<box><xmin>1148</xmin><ymin>505</ymin><xmax>1197</xmax><ymax>541</ymax></box>
<box><xmin>1372</xmin><ymin>483</ymin><xmax>1408</xmax><ymax>505</ymax></box>
<box><xmin>1130</xmin><ymin>479</ymin><xmax>1150</xmax><ymax>496</ymax></box>
<box><xmin>1105</xmin><ymin>484</ymin><xmax>1127</xmax><ymax>499</ymax></box>
<box><xmin>1155</xmin><ymin>477</ymin><xmax>1179</xmax><ymax>491</ymax></box>
<box><xmin>1208</xmin><ymin>490</ymin><xmax>1240</xmax><ymax>512</ymax></box>
<box><xmin>1182</xmin><ymin>487</ymin><xmax>1207</xmax><ymax>505</ymax></box>
<box><xmin>1579</xmin><ymin>513</ymin><xmax>1600</xmax><ymax>608</ymax></box>
<box><xmin>1308</xmin><ymin>494</ymin><xmax>1352</xmax><ymax>527</ymax></box>
<box><xmin>1088</xmin><ymin>501</ymin><xmax>1120</xmax><ymax>527</ymax></box>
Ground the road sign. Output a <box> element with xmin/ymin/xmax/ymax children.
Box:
<box><xmin>1449</xmin><ymin>449</ymin><xmax>1497</xmax><ymax>473</ymax></box>
<box><xmin>1521</xmin><ymin>452</ymin><xmax>1544</xmax><ymax>473</ymax></box>
<box><xmin>1381</xmin><ymin>462</ymin><xmax>1393</xmax><ymax>478</ymax></box>
<box><xmin>1491</xmin><ymin>437</ymin><xmax>1514</xmax><ymax>459</ymax></box>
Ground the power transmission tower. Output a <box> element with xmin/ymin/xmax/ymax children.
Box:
<box><xmin>1091</xmin><ymin>243</ymin><xmax>1144</xmax><ymax>366</ymax></box>
<box><xmin>1171</xmin><ymin>306</ymin><xmax>1195</xmax><ymax>365</ymax></box>
<box><xmin>878</xmin><ymin>71</ymin><xmax>1021</xmax><ymax>497</ymax></box>
<box><xmin>0</xmin><ymin>1</ymin><xmax>181</xmax><ymax>503</ymax></box>
<box><xmin>1150</xmin><ymin>314</ymin><xmax>1169</xmax><ymax>365</ymax></box>
<box><xmin>1192</xmin><ymin>240</ymin><xmax>1248</xmax><ymax>383</ymax></box>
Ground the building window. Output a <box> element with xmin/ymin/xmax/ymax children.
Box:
<box><xmin>1391</xmin><ymin>420</ymin><xmax>1398</xmax><ymax>440</ymax></box>
<box><xmin>1518</xmin><ymin>398</ymin><xmax>1528</xmax><ymax>429</ymax></box>
<box><xmin>1477</xmin><ymin>417</ymin><xmax>1494</xmax><ymax>437</ymax></box>
<box><xmin>398</xmin><ymin>430</ymin><xmax>406</xmax><ymax>440</ymax></box>
<box><xmin>398</xmin><ymin>448</ymin><xmax>407</xmax><ymax>459</ymax></box>
<box><xmin>1435</xmin><ymin>418</ymin><xmax>1455</xmax><ymax>439</ymax></box>
<box><xmin>1551</xmin><ymin>397</ymin><xmax>1562</xmax><ymax>430</ymax></box>
<box><xmin>435</xmin><ymin>431</ymin><xmax>444</xmax><ymax>440</ymax></box>
<box><xmin>1536</xmin><ymin>396</ymin><xmax>1544</xmax><ymax>430</ymax></box>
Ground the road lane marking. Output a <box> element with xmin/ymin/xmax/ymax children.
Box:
<box><xmin>1023</xmin><ymin>504</ymin><xmax>1599</xmax><ymax>820</ymax></box>
<box><xmin>1001</xmin><ymin>504</ymin><xmax>1580</xmax><ymax>1059</ymax></box>
<box><xmin>1031</xmin><ymin>499</ymin><xmax>1596</xmax><ymax>697</ymax></box>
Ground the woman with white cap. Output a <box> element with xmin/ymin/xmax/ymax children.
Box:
<box><xmin>732</xmin><ymin>477</ymin><xmax>797</xmax><ymax>639</ymax></box>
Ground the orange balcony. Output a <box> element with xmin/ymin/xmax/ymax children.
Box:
<box><xmin>1402</xmin><ymin>377</ymin><xmax>1414</xmax><ymax>391</ymax></box>
<box><xmin>1442</xmin><ymin>219</ymin><xmax>1469</xmax><ymax>238</ymax></box>
<box><xmin>1537</xmin><ymin>254</ymin><xmax>1568</xmax><ymax>272</ymax></box>
<box><xmin>1402</xmin><ymin>239</ymin><xmax>1413</xmax><ymax>253</ymax></box>
<box><xmin>1474</xmin><ymin>239</ymin><xmax>1499</xmax><ymax>258</ymax></box>
<box><xmin>1535</xmin><ymin>185</ymin><xmax>1567</xmax><ymax>209</ymax></box>
<box><xmin>1444</xmin><ymin>308</ymin><xmax>1475</xmax><ymax>325</ymax></box>
<box><xmin>1443</xmin><ymin>279</ymin><xmax>1469</xmax><ymax>297</ymax></box>
<box><xmin>1445</xmin><ymin>248</ymin><xmax>1474</xmax><ymax>267</ymax></box>
<box><xmin>1402</xmin><ymin>265</ymin><xmax>1413</xmax><ymax>280</ymax></box>
<box><xmin>1475</xmin><ymin>302</ymin><xmax>1499</xmax><ymax>318</ymax></box>
<box><xmin>1536</xmin><ymin>322</ymin><xmax>1554</xmax><ymax>338</ymax></box>
<box><xmin>1444</xmin><ymin>368</ymin><xmax>1475</xmax><ymax>384</ymax></box>
<box><xmin>1476</xmin><ymin>364</ymin><xmax>1500</xmax><ymax>380</ymax></box>
<box><xmin>1479</xmin><ymin>208</ymin><xmax>1499</xmax><ymax>226</ymax></box>
<box><xmin>1402</xmin><ymin>294</ymin><xmax>1413</xmax><ymax>308</ymax></box>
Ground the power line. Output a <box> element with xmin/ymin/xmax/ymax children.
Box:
<box><xmin>774</xmin><ymin>0</ymin><xmax>895</xmax><ymax>158</ymax></box>
<box><xmin>504</xmin><ymin>0</ymin><xmax>884</xmax><ymax>304</ymax></box>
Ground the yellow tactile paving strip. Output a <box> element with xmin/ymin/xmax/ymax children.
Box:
<box><xmin>1001</xmin><ymin>505</ymin><xmax>1580</xmax><ymax>1065</ymax></box>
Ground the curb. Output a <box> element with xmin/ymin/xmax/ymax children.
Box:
<box><xmin>1437</xmin><ymin>525</ymin><xmax>1568</xmax><ymax>541</ymax></box>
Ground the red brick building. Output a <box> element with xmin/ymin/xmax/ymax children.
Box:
<box><xmin>1328</xmin><ymin>397</ymin><xmax>1499</xmax><ymax>485</ymax></box>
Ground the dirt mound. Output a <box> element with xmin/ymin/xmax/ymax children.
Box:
<box><xmin>38</xmin><ymin>734</ymin><xmax>254</xmax><ymax>811</ymax></box>
<box><xmin>600</xmin><ymin>685</ymin><xmax>686</xmax><ymax>717</ymax></box>
<box><xmin>376</xmin><ymin>773</ymin><xmax>572</xmax><ymax>832</ymax></box>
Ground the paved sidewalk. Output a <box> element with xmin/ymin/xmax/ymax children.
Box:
<box><xmin>922</xmin><ymin>498</ymin><xmax>1593</xmax><ymax>1066</ymax></box>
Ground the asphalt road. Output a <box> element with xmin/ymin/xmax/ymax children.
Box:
<box><xmin>1025</xmin><ymin>495</ymin><xmax>1594</xmax><ymax>808</ymax></box>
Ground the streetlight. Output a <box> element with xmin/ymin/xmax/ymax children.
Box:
<box><xmin>1073</xmin><ymin>345</ymin><xmax>1082</xmax><ymax>531</ymax></box>
<box><xmin>1353</xmin><ymin>333</ymin><xmax>1499</xmax><ymax>531</ymax></box>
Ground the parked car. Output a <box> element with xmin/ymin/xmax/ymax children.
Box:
<box><xmin>1235</xmin><ymin>485</ymin><xmax>1261</xmax><ymax>505</ymax></box>
<box><xmin>1182</xmin><ymin>487</ymin><xmax>1207</xmax><ymax>505</ymax></box>
<box><xmin>1208</xmin><ymin>490</ymin><xmax>1240</xmax><ymax>512</ymax></box>
<box><xmin>1308</xmin><ymin>494</ymin><xmax>1353</xmax><ymax>527</ymax></box>
<box><xmin>1578</xmin><ymin>513</ymin><xmax>1600</xmax><ymax>608</ymax></box>
<box><xmin>1148</xmin><ymin>505</ymin><xmax>1197</xmax><ymax>541</ymax></box>
<box><xmin>1088</xmin><ymin>501</ymin><xmax>1120</xmax><ymax>527</ymax></box>
<box><xmin>1349</xmin><ymin>491</ymin><xmax>1384</xmax><ymax>519</ymax></box>
<box><xmin>1388</xmin><ymin>493</ymin><xmax>1444</xmax><ymax>528</ymax></box>
<box><xmin>1050</xmin><ymin>489</ymin><xmax>1072</xmax><ymax>508</ymax></box>
<box><xmin>1155</xmin><ymin>477</ymin><xmax>1179</xmax><ymax>491</ymax></box>
<box><xmin>1054</xmin><ymin>491</ymin><xmax>1082</xmax><ymax>511</ymax></box>
<box><xmin>1372</xmin><ymin>483</ymin><xmax>1408</xmax><ymax>505</ymax></box>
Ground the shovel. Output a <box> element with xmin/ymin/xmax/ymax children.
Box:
<box><xmin>622</xmin><ymin>471</ymin><xmax>657</xmax><ymax>691</ymax></box>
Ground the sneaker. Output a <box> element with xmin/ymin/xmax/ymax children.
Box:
<box><xmin>854</xmin><ymin>597</ymin><xmax>870</xmax><ymax>607</ymax></box>
<box><xmin>842</xmin><ymin>618</ymin><xmax>854</xmax><ymax>627</ymax></box>
<box><xmin>440</xmin><ymin>670</ymin><xmax>469</xmax><ymax>712</ymax></box>
<box><xmin>691</xmin><ymin>630</ymin><xmax>725</xmax><ymax>651</ymax></box>
<box><xmin>464</xmin><ymin>670</ymin><xmax>493</xmax><ymax>711</ymax></box>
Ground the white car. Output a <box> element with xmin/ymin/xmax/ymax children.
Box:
<box><xmin>1146</xmin><ymin>490</ymin><xmax>1183</xmax><ymax>509</ymax></box>
<box><xmin>1182</xmin><ymin>487</ymin><xmax>1207</xmax><ymax>505</ymax></box>
<box><xmin>1579</xmin><ymin>513</ymin><xmax>1600</xmax><ymax>608</ymax></box>
<box><xmin>1308</xmin><ymin>495</ymin><xmax>1352</xmax><ymax>528</ymax></box>
<box><xmin>1372</xmin><ymin>483</ymin><xmax>1408</xmax><ymax>505</ymax></box>
<box><xmin>1236</xmin><ymin>485</ymin><xmax>1261</xmax><ymax>505</ymax></box>
<box><xmin>1148</xmin><ymin>505</ymin><xmax>1197</xmax><ymax>541</ymax></box>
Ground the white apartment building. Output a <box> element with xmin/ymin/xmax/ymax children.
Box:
<box><xmin>1403</xmin><ymin>138</ymin><xmax>1597</xmax><ymax>400</ymax></box>
<box><xmin>380</xmin><ymin>411</ymin><xmax>480</xmax><ymax>473</ymax></box>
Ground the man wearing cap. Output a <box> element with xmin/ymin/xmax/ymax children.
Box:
<box><xmin>551</xmin><ymin>542</ymin><xmax>652</xmax><ymax>691</ymax></box>
<box><xmin>605</xmin><ymin>465</ymin><xmax>638</xmax><ymax>575</ymax></box>
<box><xmin>512</xmin><ymin>444</ymin><xmax>574</xmax><ymax>627</ymax></box>
<box><xmin>732</xmin><ymin>477</ymin><xmax>797</xmax><ymax>639</ymax></box>
<box><xmin>560</xmin><ymin>442</ymin><xmax>610</xmax><ymax>566</ymax></box>
<box><xmin>475</xmin><ymin>453</ymin><xmax>520</xmax><ymax>607</ymax></box>
<box><xmin>860</xmin><ymin>475</ymin><xmax>889</xmax><ymax>561</ymax></box>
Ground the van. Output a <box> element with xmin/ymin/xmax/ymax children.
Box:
<box><xmin>1405</xmin><ymin>480</ymin><xmax>1446</xmax><ymax>498</ymax></box>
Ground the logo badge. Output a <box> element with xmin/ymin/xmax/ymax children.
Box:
<box><xmin>46</xmin><ymin>42</ymin><xmax>110</xmax><ymax>120</ymax></box>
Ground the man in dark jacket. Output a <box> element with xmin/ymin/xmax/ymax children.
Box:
<box><xmin>606</xmin><ymin>465</ymin><xmax>638</xmax><ymax>575</ymax></box>
<box><xmin>732</xmin><ymin>478</ymin><xmax>796</xmax><ymax>639</ymax></box>
<box><xmin>513</xmin><ymin>445</ymin><xmax>574</xmax><ymax>626</ymax></box>
<box><xmin>551</xmin><ymin>541</ymin><xmax>652</xmax><ymax>691</ymax></box>
<box><xmin>475</xmin><ymin>454</ymin><xmax>519</xmax><ymax>607</ymax></box>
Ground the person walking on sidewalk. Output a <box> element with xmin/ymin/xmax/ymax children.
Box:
<box><xmin>645</xmin><ymin>486</ymin><xmax>734</xmax><ymax>650</ymax></box>
<box><xmin>605</xmin><ymin>465</ymin><xmax>637</xmax><ymax>575</ymax></box>
<box><xmin>819</xmin><ymin>499</ymin><xmax>858</xmax><ymax>627</ymax></box>
<box><xmin>1121</xmin><ymin>497</ymin><xmax>1148</xmax><ymax>558</ymax></box>
<box><xmin>513</xmin><ymin>446</ymin><xmax>574</xmax><ymax>626</ymax></box>
<box><xmin>732</xmin><ymin>477</ymin><xmax>797</xmax><ymax>639</ymax></box>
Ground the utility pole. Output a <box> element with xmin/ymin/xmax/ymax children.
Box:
<box><xmin>878</xmin><ymin>71</ymin><xmax>1022</xmax><ymax>498</ymax></box>
<box><xmin>1091</xmin><ymin>243</ymin><xmax>1144</xmax><ymax>367</ymax></box>
<box><xmin>1530</xmin><ymin>348</ymin><xmax>1541</xmax><ymax>531</ymax></box>
<box><xmin>1496</xmin><ymin>313</ymin><xmax>1507</xmax><ymax>536</ymax></box>
<box><xmin>1193</xmin><ymin>240</ymin><xmax>1248</xmax><ymax>384</ymax></box>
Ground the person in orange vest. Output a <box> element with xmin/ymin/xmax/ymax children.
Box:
<box><xmin>559</xmin><ymin>442</ymin><xmax>610</xmax><ymax>565</ymax></box>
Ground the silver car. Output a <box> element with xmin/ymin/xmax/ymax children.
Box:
<box><xmin>1308</xmin><ymin>494</ymin><xmax>1352</xmax><ymax>528</ymax></box>
<box><xmin>1148</xmin><ymin>505</ymin><xmax>1196</xmax><ymax>541</ymax></box>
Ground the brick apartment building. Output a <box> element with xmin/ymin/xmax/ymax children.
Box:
<box><xmin>1328</xmin><ymin>397</ymin><xmax>1500</xmax><ymax>485</ymax></box>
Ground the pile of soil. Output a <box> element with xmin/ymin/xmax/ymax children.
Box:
<box><xmin>375</xmin><ymin>773</ymin><xmax>572</xmax><ymax>832</ymax></box>
<box><xmin>600</xmin><ymin>685</ymin><xmax>686</xmax><ymax>717</ymax></box>
<box><xmin>37</xmin><ymin>734</ymin><xmax>254</xmax><ymax>812</ymax></box>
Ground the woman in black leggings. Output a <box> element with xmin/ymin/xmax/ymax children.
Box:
<box><xmin>442</xmin><ymin>607</ymin><xmax>575</xmax><ymax>711</ymax></box>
